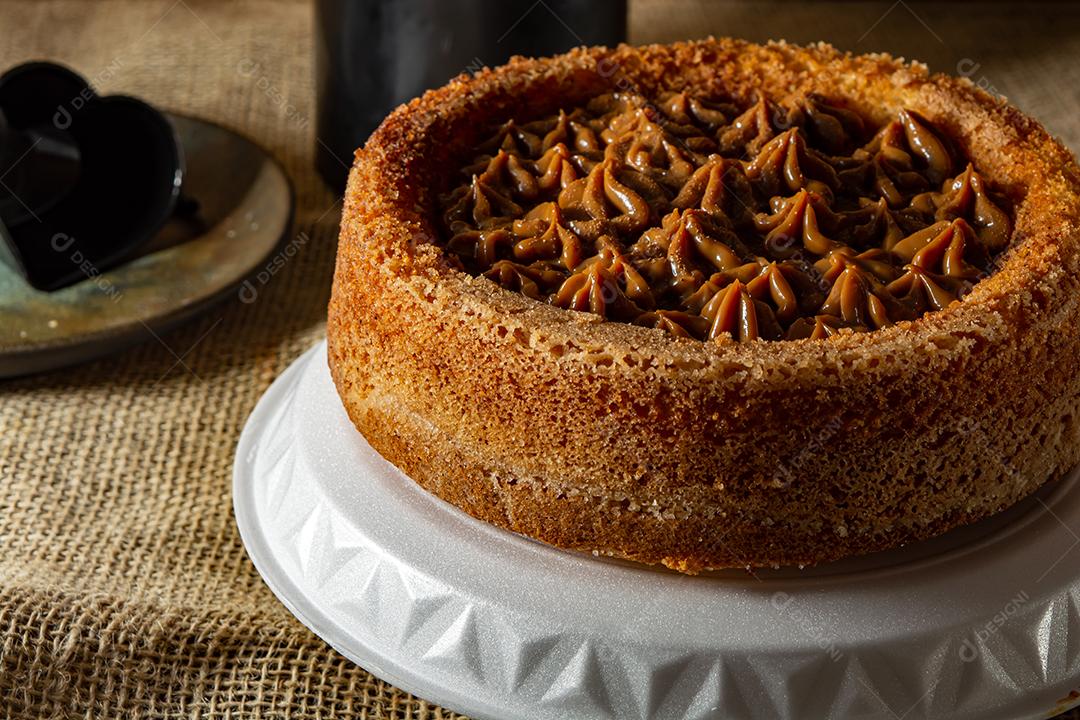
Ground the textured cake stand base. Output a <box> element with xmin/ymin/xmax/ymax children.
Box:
<box><xmin>234</xmin><ymin>342</ymin><xmax>1080</xmax><ymax>720</ymax></box>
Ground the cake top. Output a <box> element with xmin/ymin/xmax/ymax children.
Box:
<box><xmin>438</xmin><ymin>90</ymin><xmax>1013</xmax><ymax>342</ymax></box>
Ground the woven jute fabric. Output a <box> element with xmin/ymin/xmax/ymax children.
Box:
<box><xmin>0</xmin><ymin>1</ymin><xmax>462</xmax><ymax>717</ymax></box>
<box><xmin>1</xmin><ymin>1</ymin><xmax>1079</xmax><ymax>718</ymax></box>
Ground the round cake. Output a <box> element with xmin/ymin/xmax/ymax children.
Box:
<box><xmin>328</xmin><ymin>38</ymin><xmax>1080</xmax><ymax>572</ymax></box>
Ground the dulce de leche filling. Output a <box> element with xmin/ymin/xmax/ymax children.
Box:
<box><xmin>438</xmin><ymin>91</ymin><xmax>1013</xmax><ymax>341</ymax></box>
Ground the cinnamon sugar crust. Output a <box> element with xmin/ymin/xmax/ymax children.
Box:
<box><xmin>328</xmin><ymin>39</ymin><xmax>1080</xmax><ymax>572</ymax></box>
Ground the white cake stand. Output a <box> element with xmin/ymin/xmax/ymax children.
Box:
<box><xmin>234</xmin><ymin>342</ymin><xmax>1080</xmax><ymax>720</ymax></box>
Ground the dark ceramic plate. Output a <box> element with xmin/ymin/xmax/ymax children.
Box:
<box><xmin>0</xmin><ymin>113</ymin><xmax>294</xmax><ymax>377</ymax></box>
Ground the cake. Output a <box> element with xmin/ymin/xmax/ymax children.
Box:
<box><xmin>327</xmin><ymin>38</ymin><xmax>1080</xmax><ymax>572</ymax></box>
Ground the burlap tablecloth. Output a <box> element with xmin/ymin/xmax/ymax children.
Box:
<box><xmin>1</xmin><ymin>1</ymin><xmax>1078</xmax><ymax>718</ymax></box>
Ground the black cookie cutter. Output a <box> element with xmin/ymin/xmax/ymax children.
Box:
<box><xmin>0</xmin><ymin>61</ymin><xmax>186</xmax><ymax>291</ymax></box>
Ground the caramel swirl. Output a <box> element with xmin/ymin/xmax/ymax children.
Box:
<box><xmin>439</xmin><ymin>90</ymin><xmax>1015</xmax><ymax>342</ymax></box>
<box><xmin>787</xmin><ymin>314</ymin><xmax>863</xmax><ymax>340</ymax></box>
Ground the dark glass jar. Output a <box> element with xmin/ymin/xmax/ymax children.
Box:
<box><xmin>314</xmin><ymin>0</ymin><xmax>627</xmax><ymax>190</ymax></box>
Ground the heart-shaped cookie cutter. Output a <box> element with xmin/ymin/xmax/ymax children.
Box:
<box><xmin>0</xmin><ymin>61</ymin><xmax>184</xmax><ymax>290</ymax></box>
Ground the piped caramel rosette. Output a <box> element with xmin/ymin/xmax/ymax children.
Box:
<box><xmin>439</xmin><ymin>90</ymin><xmax>1014</xmax><ymax>342</ymax></box>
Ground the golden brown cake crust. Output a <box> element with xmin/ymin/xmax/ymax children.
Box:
<box><xmin>328</xmin><ymin>38</ymin><xmax>1080</xmax><ymax>572</ymax></box>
